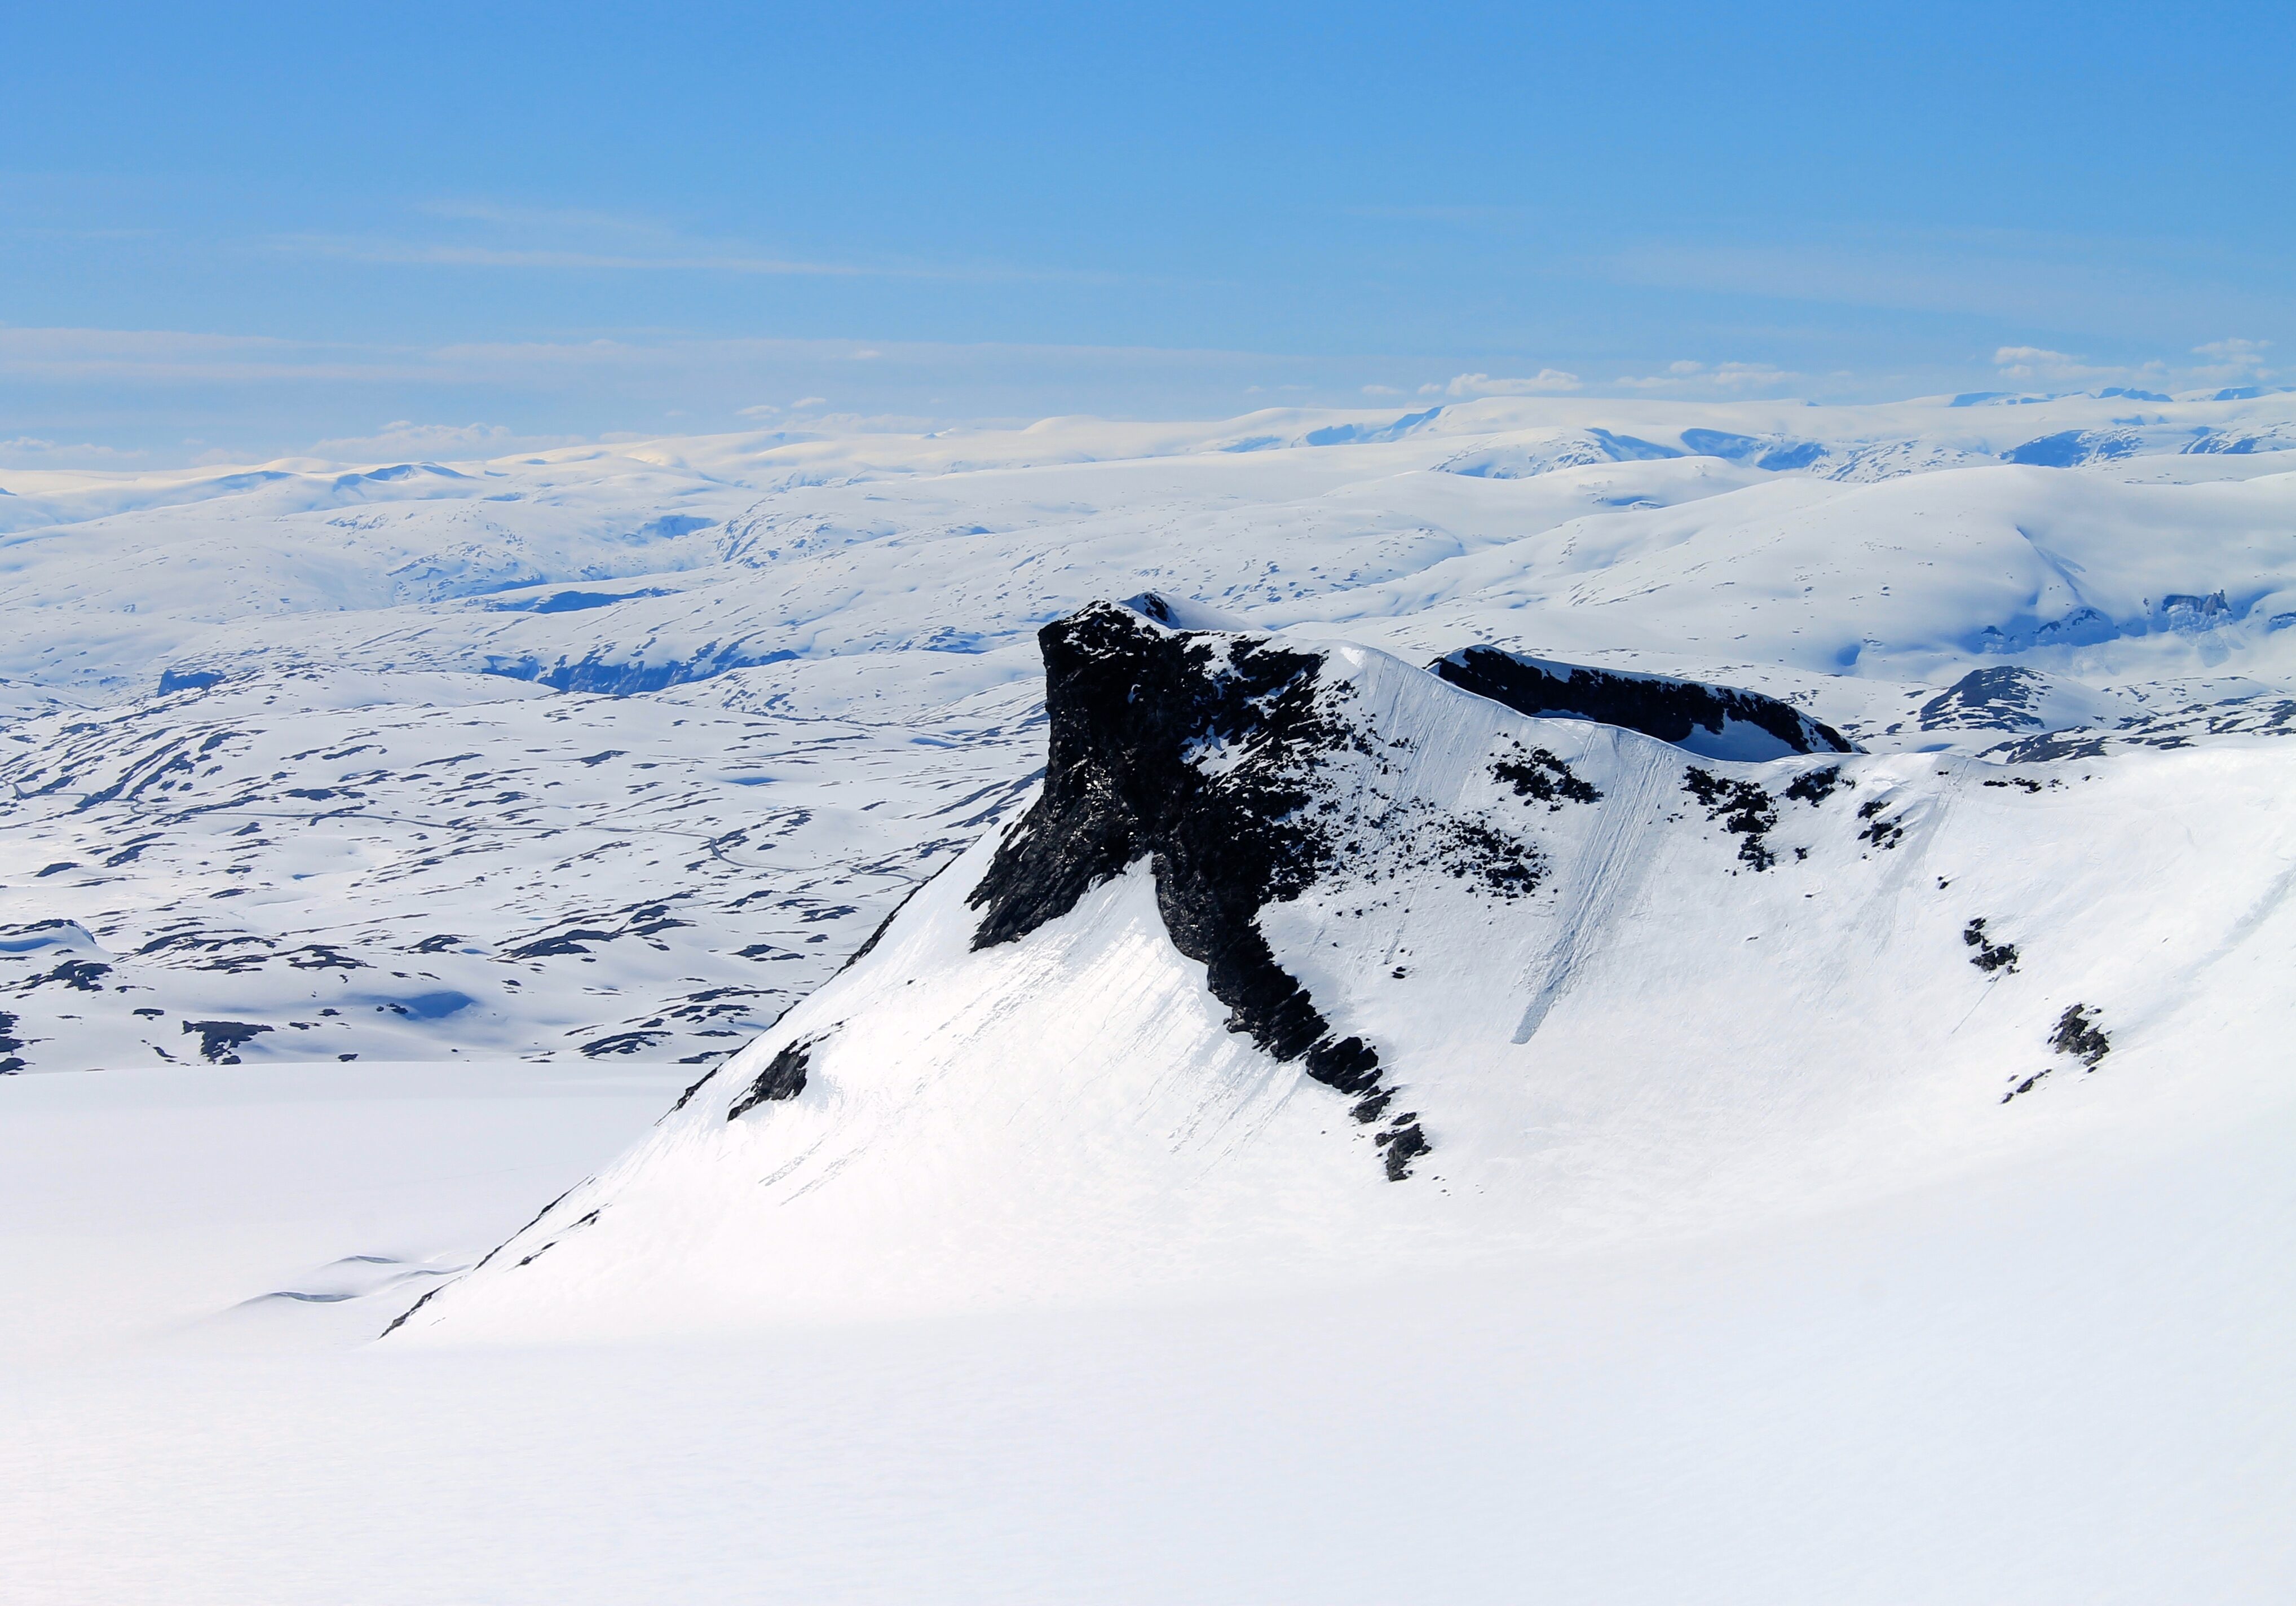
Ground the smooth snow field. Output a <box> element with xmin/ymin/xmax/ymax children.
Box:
<box><xmin>4</xmin><ymin>1056</ymin><xmax>2289</xmax><ymax>1603</ymax></box>
<box><xmin>5</xmin><ymin>390</ymin><xmax>2295</xmax><ymax>1601</ymax></box>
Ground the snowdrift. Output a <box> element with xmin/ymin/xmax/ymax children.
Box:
<box><xmin>370</xmin><ymin>598</ymin><xmax>2294</xmax><ymax>1339</ymax></box>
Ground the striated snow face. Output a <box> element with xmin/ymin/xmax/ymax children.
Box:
<box><xmin>389</xmin><ymin>603</ymin><xmax>2296</xmax><ymax>1340</ymax></box>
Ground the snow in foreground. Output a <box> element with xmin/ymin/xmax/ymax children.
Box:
<box><xmin>1</xmin><ymin>1055</ymin><xmax>2288</xmax><ymax>1604</ymax></box>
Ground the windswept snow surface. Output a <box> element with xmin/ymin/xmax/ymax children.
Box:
<box><xmin>5</xmin><ymin>390</ymin><xmax>2296</xmax><ymax>1600</ymax></box>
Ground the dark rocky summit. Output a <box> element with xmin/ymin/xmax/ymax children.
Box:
<box><xmin>965</xmin><ymin>600</ymin><xmax>1423</xmax><ymax>1173</ymax></box>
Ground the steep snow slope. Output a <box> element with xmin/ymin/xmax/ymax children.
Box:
<box><xmin>393</xmin><ymin>602</ymin><xmax>2295</xmax><ymax>1338</ymax></box>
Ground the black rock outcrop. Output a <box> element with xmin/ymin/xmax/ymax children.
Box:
<box><xmin>966</xmin><ymin>602</ymin><xmax>1421</xmax><ymax>1173</ymax></box>
<box><xmin>1432</xmin><ymin>646</ymin><xmax>1852</xmax><ymax>757</ymax></box>
<box><xmin>728</xmin><ymin>1038</ymin><xmax>814</xmax><ymax>1119</ymax></box>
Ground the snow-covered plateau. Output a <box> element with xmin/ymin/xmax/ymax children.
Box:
<box><xmin>5</xmin><ymin>388</ymin><xmax>2293</xmax><ymax>1602</ymax></box>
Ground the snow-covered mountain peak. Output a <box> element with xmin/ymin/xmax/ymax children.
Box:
<box><xmin>386</xmin><ymin>599</ymin><xmax>2296</xmax><ymax>1341</ymax></box>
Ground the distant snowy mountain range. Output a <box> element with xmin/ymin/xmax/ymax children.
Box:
<box><xmin>4</xmin><ymin>387</ymin><xmax>2294</xmax><ymax>1082</ymax></box>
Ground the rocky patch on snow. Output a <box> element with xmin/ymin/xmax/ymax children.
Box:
<box><xmin>1963</xmin><ymin>918</ymin><xmax>2021</xmax><ymax>974</ymax></box>
<box><xmin>2004</xmin><ymin>1004</ymin><xmax>2113</xmax><ymax>1101</ymax></box>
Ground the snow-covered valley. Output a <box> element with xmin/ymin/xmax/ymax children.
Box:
<box><xmin>6</xmin><ymin>387</ymin><xmax>2294</xmax><ymax>1600</ymax></box>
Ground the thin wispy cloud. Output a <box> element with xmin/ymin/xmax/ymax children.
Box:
<box><xmin>12</xmin><ymin>312</ymin><xmax>2284</xmax><ymax>471</ymax></box>
<box><xmin>268</xmin><ymin>200</ymin><xmax>1127</xmax><ymax>286</ymax></box>
<box><xmin>0</xmin><ymin>434</ymin><xmax>148</xmax><ymax>468</ymax></box>
<box><xmin>1609</xmin><ymin>359</ymin><xmax>1798</xmax><ymax>391</ymax></box>
<box><xmin>1340</xmin><ymin>204</ymin><xmax>1534</xmax><ymax>224</ymax></box>
<box><xmin>1607</xmin><ymin>228</ymin><xmax>2295</xmax><ymax>330</ymax></box>
<box><xmin>274</xmin><ymin>235</ymin><xmax>875</xmax><ymax>277</ymax></box>
<box><xmin>413</xmin><ymin>198</ymin><xmax>686</xmax><ymax>235</ymax></box>
<box><xmin>1990</xmin><ymin>345</ymin><xmax>2124</xmax><ymax>383</ymax></box>
<box><xmin>0</xmin><ymin>324</ymin><xmax>1304</xmax><ymax>445</ymax></box>
<box><xmin>1436</xmin><ymin>370</ymin><xmax>1582</xmax><ymax>397</ymax></box>
<box><xmin>304</xmin><ymin>420</ymin><xmax>553</xmax><ymax>458</ymax></box>
<box><xmin>2191</xmin><ymin>337</ymin><xmax>2273</xmax><ymax>385</ymax></box>
<box><xmin>0</xmin><ymin>324</ymin><xmax>426</xmax><ymax>386</ymax></box>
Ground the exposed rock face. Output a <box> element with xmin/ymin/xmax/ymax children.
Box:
<box><xmin>961</xmin><ymin>603</ymin><xmax>1864</xmax><ymax>1180</ymax></box>
<box><xmin>1920</xmin><ymin>667</ymin><xmax>2051</xmax><ymax>731</ymax></box>
<box><xmin>965</xmin><ymin>601</ymin><xmax>1410</xmax><ymax>1155</ymax></box>
<box><xmin>727</xmin><ymin>1037</ymin><xmax>814</xmax><ymax>1119</ymax></box>
<box><xmin>1430</xmin><ymin>647</ymin><xmax>1853</xmax><ymax>759</ymax></box>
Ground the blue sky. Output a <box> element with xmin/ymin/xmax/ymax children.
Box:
<box><xmin>3</xmin><ymin>1</ymin><xmax>2290</xmax><ymax>464</ymax></box>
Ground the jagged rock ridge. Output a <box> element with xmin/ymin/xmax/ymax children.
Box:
<box><xmin>1432</xmin><ymin>646</ymin><xmax>1853</xmax><ymax>760</ymax></box>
